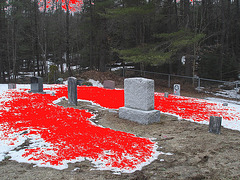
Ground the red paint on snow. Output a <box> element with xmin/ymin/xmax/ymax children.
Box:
<box><xmin>0</xmin><ymin>86</ymin><xmax>239</xmax><ymax>171</ymax></box>
<box><xmin>0</xmin><ymin>86</ymin><xmax>154</xmax><ymax>171</ymax></box>
<box><xmin>154</xmin><ymin>93</ymin><xmax>239</xmax><ymax>122</ymax></box>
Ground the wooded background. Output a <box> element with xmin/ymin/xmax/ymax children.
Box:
<box><xmin>0</xmin><ymin>0</ymin><xmax>239</xmax><ymax>83</ymax></box>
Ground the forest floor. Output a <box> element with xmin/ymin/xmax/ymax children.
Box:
<box><xmin>0</xmin><ymin>70</ymin><xmax>240</xmax><ymax>180</ymax></box>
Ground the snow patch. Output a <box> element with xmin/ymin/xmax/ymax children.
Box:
<box><xmin>88</xmin><ymin>79</ymin><xmax>103</xmax><ymax>87</ymax></box>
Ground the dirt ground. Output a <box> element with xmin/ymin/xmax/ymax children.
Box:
<box><xmin>1</xmin><ymin>70</ymin><xmax>240</xmax><ymax>180</ymax></box>
<box><xmin>1</xmin><ymin>99</ymin><xmax>240</xmax><ymax>180</ymax></box>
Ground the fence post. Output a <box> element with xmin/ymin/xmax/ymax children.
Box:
<box><xmin>123</xmin><ymin>66</ymin><xmax>125</xmax><ymax>78</ymax></box>
<box><xmin>198</xmin><ymin>78</ymin><xmax>201</xmax><ymax>92</ymax></box>
<box><xmin>236</xmin><ymin>82</ymin><xmax>239</xmax><ymax>98</ymax></box>
<box><xmin>168</xmin><ymin>75</ymin><xmax>171</xmax><ymax>88</ymax></box>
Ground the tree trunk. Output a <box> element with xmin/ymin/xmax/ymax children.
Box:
<box><xmin>89</xmin><ymin>0</ymin><xmax>94</xmax><ymax>70</ymax></box>
<box><xmin>184</xmin><ymin>0</ymin><xmax>190</xmax><ymax>29</ymax></box>
<box><xmin>99</xmin><ymin>53</ymin><xmax>105</xmax><ymax>72</ymax></box>
<box><xmin>43</xmin><ymin>0</ymin><xmax>48</xmax><ymax>78</ymax></box>
<box><xmin>220</xmin><ymin>0</ymin><xmax>226</xmax><ymax>80</ymax></box>
<box><xmin>7</xmin><ymin>13</ymin><xmax>11</xmax><ymax>82</ymax></box>
<box><xmin>12</xmin><ymin>19</ymin><xmax>17</xmax><ymax>82</ymax></box>
<box><xmin>174</xmin><ymin>0</ymin><xmax>178</xmax><ymax>29</ymax></box>
<box><xmin>34</xmin><ymin>0</ymin><xmax>40</xmax><ymax>76</ymax></box>
<box><xmin>66</xmin><ymin>0</ymin><xmax>72</xmax><ymax>76</ymax></box>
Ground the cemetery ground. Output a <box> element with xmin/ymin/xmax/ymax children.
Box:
<box><xmin>1</xmin><ymin>99</ymin><xmax>240</xmax><ymax>180</ymax></box>
<box><xmin>0</xmin><ymin>71</ymin><xmax>240</xmax><ymax>180</ymax></box>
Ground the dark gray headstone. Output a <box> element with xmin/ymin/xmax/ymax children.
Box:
<box><xmin>68</xmin><ymin>77</ymin><xmax>77</xmax><ymax>106</ymax></box>
<box><xmin>77</xmin><ymin>79</ymin><xmax>85</xmax><ymax>86</ymax></box>
<box><xmin>30</xmin><ymin>77</ymin><xmax>43</xmax><ymax>92</ymax></box>
<box><xmin>209</xmin><ymin>116</ymin><xmax>222</xmax><ymax>134</ymax></box>
<box><xmin>164</xmin><ymin>92</ymin><xmax>169</xmax><ymax>98</ymax></box>
<box><xmin>103</xmin><ymin>80</ymin><xmax>115</xmax><ymax>89</ymax></box>
<box><xmin>56</xmin><ymin>78</ymin><xmax>63</xmax><ymax>84</ymax></box>
<box><xmin>8</xmin><ymin>83</ymin><xmax>16</xmax><ymax>89</ymax></box>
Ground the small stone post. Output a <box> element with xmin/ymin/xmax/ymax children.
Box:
<box><xmin>222</xmin><ymin>103</ymin><xmax>228</xmax><ymax>106</ymax></box>
<box><xmin>168</xmin><ymin>75</ymin><xmax>171</xmax><ymax>88</ymax></box>
<box><xmin>8</xmin><ymin>83</ymin><xmax>16</xmax><ymax>89</ymax></box>
<box><xmin>103</xmin><ymin>80</ymin><xmax>115</xmax><ymax>89</ymax></box>
<box><xmin>164</xmin><ymin>92</ymin><xmax>169</xmax><ymax>98</ymax></box>
<box><xmin>77</xmin><ymin>79</ymin><xmax>85</xmax><ymax>86</ymax></box>
<box><xmin>209</xmin><ymin>116</ymin><xmax>222</xmax><ymax>134</ymax></box>
<box><xmin>68</xmin><ymin>77</ymin><xmax>77</xmax><ymax>106</ymax></box>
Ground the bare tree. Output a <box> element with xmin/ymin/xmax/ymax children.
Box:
<box><xmin>65</xmin><ymin>0</ymin><xmax>72</xmax><ymax>76</ymax></box>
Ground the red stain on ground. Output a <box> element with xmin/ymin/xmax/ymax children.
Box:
<box><xmin>0</xmin><ymin>86</ymin><xmax>239</xmax><ymax>171</ymax></box>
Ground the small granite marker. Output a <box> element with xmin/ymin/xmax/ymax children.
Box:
<box><xmin>77</xmin><ymin>79</ymin><xmax>85</xmax><ymax>86</ymax></box>
<box><xmin>209</xmin><ymin>116</ymin><xmax>222</xmax><ymax>134</ymax></box>
<box><xmin>68</xmin><ymin>77</ymin><xmax>77</xmax><ymax>106</ymax></box>
<box><xmin>164</xmin><ymin>92</ymin><xmax>169</xmax><ymax>98</ymax></box>
<box><xmin>173</xmin><ymin>84</ymin><xmax>180</xmax><ymax>96</ymax></box>
<box><xmin>56</xmin><ymin>78</ymin><xmax>63</xmax><ymax>84</ymax></box>
<box><xmin>29</xmin><ymin>76</ymin><xmax>45</xmax><ymax>93</ymax></box>
<box><xmin>103</xmin><ymin>80</ymin><xmax>115</xmax><ymax>89</ymax></box>
<box><xmin>8</xmin><ymin>83</ymin><xmax>16</xmax><ymax>89</ymax></box>
<box><xmin>119</xmin><ymin>77</ymin><xmax>160</xmax><ymax>124</ymax></box>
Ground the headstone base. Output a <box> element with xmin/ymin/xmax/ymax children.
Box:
<box><xmin>119</xmin><ymin>107</ymin><xmax>160</xmax><ymax>125</ymax></box>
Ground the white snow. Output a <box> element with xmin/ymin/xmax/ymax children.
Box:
<box><xmin>213</xmin><ymin>89</ymin><xmax>240</xmax><ymax>99</ymax></box>
<box><xmin>159</xmin><ymin>152</ymin><xmax>173</xmax><ymax>156</ymax></box>
<box><xmin>57</xmin><ymin>63</ymin><xmax>80</xmax><ymax>73</ymax></box>
<box><xmin>111</xmin><ymin>66</ymin><xmax>135</xmax><ymax>71</ymax></box>
<box><xmin>72</xmin><ymin>167</ymin><xmax>80</xmax><ymax>171</ymax></box>
<box><xmin>0</xmin><ymin>129</ymin><xmax>29</xmax><ymax>161</ymax></box>
<box><xmin>205</xmin><ymin>97</ymin><xmax>240</xmax><ymax>106</ymax></box>
<box><xmin>0</xmin><ymin>84</ymin><xmax>8</xmax><ymax>95</ymax></box>
<box><xmin>203</xmin><ymin>97</ymin><xmax>240</xmax><ymax>131</ymax></box>
<box><xmin>88</xmin><ymin>79</ymin><xmax>103</xmax><ymax>87</ymax></box>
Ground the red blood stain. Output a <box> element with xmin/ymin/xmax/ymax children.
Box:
<box><xmin>0</xmin><ymin>86</ymin><xmax>239</xmax><ymax>171</ymax></box>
